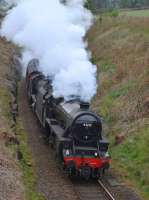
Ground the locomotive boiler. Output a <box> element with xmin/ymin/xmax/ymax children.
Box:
<box><xmin>26</xmin><ymin>59</ymin><xmax>111</xmax><ymax>179</ymax></box>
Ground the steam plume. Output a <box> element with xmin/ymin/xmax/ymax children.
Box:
<box><xmin>1</xmin><ymin>0</ymin><xmax>97</xmax><ymax>101</ymax></box>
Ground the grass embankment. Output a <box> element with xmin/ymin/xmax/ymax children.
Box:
<box><xmin>0</xmin><ymin>87</ymin><xmax>44</xmax><ymax>200</ymax></box>
<box><xmin>0</xmin><ymin>83</ymin><xmax>45</xmax><ymax>200</ymax></box>
<box><xmin>16</xmin><ymin>119</ymin><xmax>45</xmax><ymax>200</ymax></box>
<box><xmin>0</xmin><ymin>37</ymin><xmax>45</xmax><ymax>199</ymax></box>
<box><xmin>121</xmin><ymin>9</ymin><xmax>149</xmax><ymax>17</ymax></box>
<box><xmin>87</xmin><ymin>14</ymin><xmax>149</xmax><ymax>198</ymax></box>
<box><xmin>0</xmin><ymin>88</ymin><xmax>12</xmax><ymax>124</ymax></box>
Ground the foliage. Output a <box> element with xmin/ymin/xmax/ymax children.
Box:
<box><xmin>84</xmin><ymin>0</ymin><xmax>94</xmax><ymax>11</ymax></box>
<box><xmin>109</xmin><ymin>9</ymin><xmax>119</xmax><ymax>17</ymax></box>
<box><xmin>86</xmin><ymin>0</ymin><xmax>149</xmax><ymax>11</ymax></box>
<box><xmin>119</xmin><ymin>0</ymin><xmax>149</xmax><ymax>8</ymax></box>
<box><xmin>103</xmin><ymin>9</ymin><xmax>119</xmax><ymax>17</ymax></box>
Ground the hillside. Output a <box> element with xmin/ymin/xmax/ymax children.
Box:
<box><xmin>87</xmin><ymin>13</ymin><xmax>149</xmax><ymax>199</ymax></box>
<box><xmin>0</xmin><ymin>37</ymin><xmax>45</xmax><ymax>200</ymax></box>
<box><xmin>0</xmin><ymin>38</ymin><xmax>25</xmax><ymax>200</ymax></box>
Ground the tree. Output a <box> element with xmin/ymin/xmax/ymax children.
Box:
<box><xmin>85</xmin><ymin>0</ymin><xmax>149</xmax><ymax>10</ymax></box>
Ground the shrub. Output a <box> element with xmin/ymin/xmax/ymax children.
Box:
<box><xmin>104</xmin><ymin>9</ymin><xmax>119</xmax><ymax>17</ymax></box>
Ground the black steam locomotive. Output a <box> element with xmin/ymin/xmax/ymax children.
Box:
<box><xmin>26</xmin><ymin>59</ymin><xmax>110</xmax><ymax>179</ymax></box>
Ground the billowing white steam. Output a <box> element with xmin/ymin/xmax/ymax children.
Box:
<box><xmin>5</xmin><ymin>0</ymin><xmax>19</xmax><ymax>6</ymax></box>
<box><xmin>1</xmin><ymin>0</ymin><xmax>97</xmax><ymax>101</ymax></box>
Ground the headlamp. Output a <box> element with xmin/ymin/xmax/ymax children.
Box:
<box><xmin>94</xmin><ymin>152</ymin><xmax>98</xmax><ymax>157</ymax></box>
<box><xmin>105</xmin><ymin>152</ymin><xmax>110</xmax><ymax>158</ymax></box>
<box><xmin>66</xmin><ymin>149</ymin><xmax>70</xmax><ymax>156</ymax></box>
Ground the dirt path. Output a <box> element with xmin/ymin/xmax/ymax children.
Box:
<box><xmin>19</xmin><ymin>80</ymin><xmax>79</xmax><ymax>200</ymax></box>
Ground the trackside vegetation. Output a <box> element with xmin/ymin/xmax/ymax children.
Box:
<box><xmin>87</xmin><ymin>12</ymin><xmax>149</xmax><ymax>199</ymax></box>
<box><xmin>16</xmin><ymin>119</ymin><xmax>45</xmax><ymax>200</ymax></box>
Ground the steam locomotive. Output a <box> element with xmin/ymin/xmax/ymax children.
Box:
<box><xmin>26</xmin><ymin>59</ymin><xmax>111</xmax><ymax>179</ymax></box>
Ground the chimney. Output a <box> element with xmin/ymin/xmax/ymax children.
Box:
<box><xmin>80</xmin><ymin>102</ymin><xmax>90</xmax><ymax>110</ymax></box>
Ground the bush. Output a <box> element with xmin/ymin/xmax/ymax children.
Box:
<box><xmin>105</xmin><ymin>9</ymin><xmax>119</xmax><ymax>17</ymax></box>
<box><xmin>111</xmin><ymin>9</ymin><xmax>119</xmax><ymax>17</ymax></box>
<box><xmin>84</xmin><ymin>0</ymin><xmax>94</xmax><ymax>12</ymax></box>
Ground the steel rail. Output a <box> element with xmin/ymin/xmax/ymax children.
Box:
<box><xmin>98</xmin><ymin>179</ymin><xmax>116</xmax><ymax>200</ymax></box>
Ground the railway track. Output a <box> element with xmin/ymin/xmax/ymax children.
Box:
<box><xmin>72</xmin><ymin>178</ymin><xmax>116</xmax><ymax>200</ymax></box>
<box><xmin>19</xmin><ymin>81</ymin><xmax>142</xmax><ymax>200</ymax></box>
<box><xmin>98</xmin><ymin>179</ymin><xmax>115</xmax><ymax>200</ymax></box>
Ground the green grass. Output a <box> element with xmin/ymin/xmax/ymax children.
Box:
<box><xmin>0</xmin><ymin>88</ymin><xmax>12</xmax><ymax>123</ymax></box>
<box><xmin>0</xmin><ymin>85</ymin><xmax>45</xmax><ymax>200</ymax></box>
<box><xmin>99</xmin><ymin>80</ymin><xmax>136</xmax><ymax>121</ymax></box>
<box><xmin>111</xmin><ymin>124</ymin><xmax>149</xmax><ymax>198</ymax></box>
<box><xmin>121</xmin><ymin>9</ymin><xmax>149</xmax><ymax>17</ymax></box>
<box><xmin>0</xmin><ymin>88</ymin><xmax>11</xmax><ymax>118</ymax></box>
<box><xmin>16</xmin><ymin>120</ymin><xmax>45</xmax><ymax>200</ymax></box>
<box><xmin>99</xmin><ymin>95</ymin><xmax>115</xmax><ymax>122</ymax></box>
<box><xmin>104</xmin><ymin>9</ymin><xmax>119</xmax><ymax>17</ymax></box>
<box><xmin>109</xmin><ymin>80</ymin><xmax>137</xmax><ymax>99</ymax></box>
<box><xmin>100</xmin><ymin>62</ymin><xmax>117</xmax><ymax>72</ymax></box>
<box><xmin>88</xmin><ymin>12</ymin><xmax>149</xmax><ymax>199</ymax></box>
